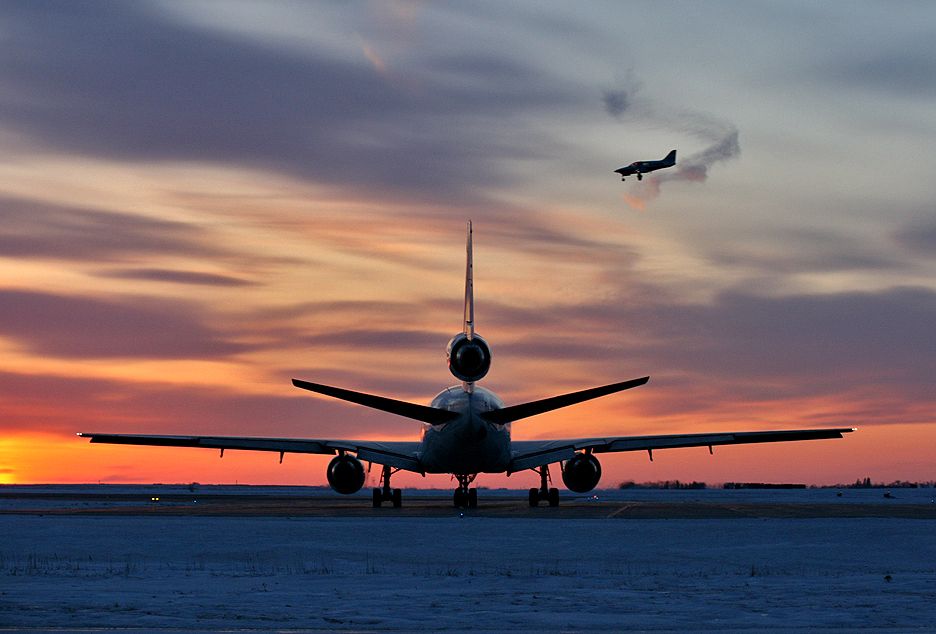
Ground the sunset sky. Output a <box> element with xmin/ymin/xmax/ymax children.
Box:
<box><xmin>1</xmin><ymin>1</ymin><xmax>934</xmax><ymax>488</ymax></box>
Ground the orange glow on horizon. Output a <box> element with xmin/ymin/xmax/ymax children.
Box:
<box><xmin>3</xmin><ymin>418</ymin><xmax>933</xmax><ymax>490</ymax></box>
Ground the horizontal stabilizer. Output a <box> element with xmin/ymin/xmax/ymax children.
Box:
<box><xmin>292</xmin><ymin>379</ymin><xmax>459</xmax><ymax>425</ymax></box>
<box><xmin>481</xmin><ymin>376</ymin><xmax>649</xmax><ymax>425</ymax></box>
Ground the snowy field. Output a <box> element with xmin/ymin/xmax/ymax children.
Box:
<box><xmin>3</xmin><ymin>509</ymin><xmax>936</xmax><ymax>631</ymax></box>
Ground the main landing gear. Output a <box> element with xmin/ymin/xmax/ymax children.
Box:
<box><xmin>453</xmin><ymin>474</ymin><xmax>478</xmax><ymax>508</ymax></box>
<box><xmin>529</xmin><ymin>465</ymin><xmax>560</xmax><ymax>507</ymax></box>
<box><xmin>372</xmin><ymin>465</ymin><xmax>402</xmax><ymax>508</ymax></box>
<box><xmin>636</xmin><ymin>173</ymin><xmax>643</xmax><ymax>181</ymax></box>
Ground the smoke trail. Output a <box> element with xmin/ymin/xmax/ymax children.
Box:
<box><xmin>662</xmin><ymin>126</ymin><xmax>739</xmax><ymax>183</ymax></box>
<box><xmin>605</xmin><ymin>89</ymin><xmax>741</xmax><ymax>209</ymax></box>
<box><xmin>603</xmin><ymin>89</ymin><xmax>632</xmax><ymax>118</ymax></box>
<box><xmin>624</xmin><ymin>126</ymin><xmax>739</xmax><ymax>209</ymax></box>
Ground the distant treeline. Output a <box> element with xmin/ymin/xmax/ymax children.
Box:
<box><xmin>618</xmin><ymin>480</ymin><xmax>707</xmax><ymax>489</ymax></box>
<box><xmin>723</xmin><ymin>483</ymin><xmax>806</xmax><ymax>489</ymax></box>
<box><xmin>838</xmin><ymin>477</ymin><xmax>936</xmax><ymax>489</ymax></box>
<box><xmin>617</xmin><ymin>478</ymin><xmax>936</xmax><ymax>490</ymax></box>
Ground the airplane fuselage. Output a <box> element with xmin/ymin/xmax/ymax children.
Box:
<box><xmin>419</xmin><ymin>385</ymin><xmax>510</xmax><ymax>474</ymax></box>
<box><xmin>614</xmin><ymin>150</ymin><xmax>677</xmax><ymax>181</ymax></box>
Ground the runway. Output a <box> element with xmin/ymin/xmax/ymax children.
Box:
<box><xmin>0</xmin><ymin>495</ymin><xmax>936</xmax><ymax>520</ymax></box>
<box><xmin>4</xmin><ymin>486</ymin><xmax>936</xmax><ymax>519</ymax></box>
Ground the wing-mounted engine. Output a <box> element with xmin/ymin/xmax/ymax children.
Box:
<box><xmin>326</xmin><ymin>454</ymin><xmax>365</xmax><ymax>494</ymax></box>
<box><xmin>446</xmin><ymin>332</ymin><xmax>491</xmax><ymax>383</ymax></box>
<box><xmin>561</xmin><ymin>452</ymin><xmax>602</xmax><ymax>493</ymax></box>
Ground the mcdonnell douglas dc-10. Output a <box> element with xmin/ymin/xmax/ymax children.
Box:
<box><xmin>79</xmin><ymin>223</ymin><xmax>854</xmax><ymax>508</ymax></box>
<box><xmin>615</xmin><ymin>149</ymin><xmax>677</xmax><ymax>181</ymax></box>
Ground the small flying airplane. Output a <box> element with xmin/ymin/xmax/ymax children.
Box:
<box><xmin>79</xmin><ymin>222</ymin><xmax>853</xmax><ymax>509</ymax></box>
<box><xmin>615</xmin><ymin>149</ymin><xmax>676</xmax><ymax>181</ymax></box>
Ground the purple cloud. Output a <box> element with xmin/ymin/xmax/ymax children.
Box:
<box><xmin>0</xmin><ymin>290</ymin><xmax>248</xmax><ymax>359</ymax></box>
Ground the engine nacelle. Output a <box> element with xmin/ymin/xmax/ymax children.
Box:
<box><xmin>561</xmin><ymin>452</ymin><xmax>602</xmax><ymax>493</ymax></box>
<box><xmin>326</xmin><ymin>454</ymin><xmax>365</xmax><ymax>495</ymax></box>
<box><xmin>446</xmin><ymin>333</ymin><xmax>491</xmax><ymax>382</ymax></box>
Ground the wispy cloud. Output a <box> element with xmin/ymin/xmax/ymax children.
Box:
<box><xmin>0</xmin><ymin>370</ymin><xmax>414</xmax><ymax>439</ymax></box>
<box><xmin>0</xmin><ymin>290</ymin><xmax>248</xmax><ymax>359</ymax></box>
<box><xmin>95</xmin><ymin>268</ymin><xmax>255</xmax><ymax>287</ymax></box>
<box><xmin>0</xmin><ymin>2</ymin><xmax>578</xmax><ymax>204</ymax></box>
<box><xmin>483</xmin><ymin>285</ymin><xmax>936</xmax><ymax>416</ymax></box>
<box><xmin>894</xmin><ymin>220</ymin><xmax>936</xmax><ymax>258</ymax></box>
<box><xmin>0</xmin><ymin>196</ymin><xmax>220</xmax><ymax>262</ymax></box>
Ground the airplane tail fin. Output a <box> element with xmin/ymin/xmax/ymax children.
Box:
<box><xmin>463</xmin><ymin>220</ymin><xmax>474</xmax><ymax>340</ymax></box>
<box><xmin>663</xmin><ymin>149</ymin><xmax>676</xmax><ymax>164</ymax></box>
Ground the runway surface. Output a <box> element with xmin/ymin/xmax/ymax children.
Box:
<box><xmin>3</xmin><ymin>485</ymin><xmax>936</xmax><ymax>519</ymax></box>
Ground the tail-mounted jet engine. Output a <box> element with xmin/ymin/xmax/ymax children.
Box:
<box><xmin>561</xmin><ymin>452</ymin><xmax>602</xmax><ymax>493</ymax></box>
<box><xmin>446</xmin><ymin>333</ymin><xmax>491</xmax><ymax>383</ymax></box>
<box><xmin>326</xmin><ymin>454</ymin><xmax>366</xmax><ymax>494</ymax></box>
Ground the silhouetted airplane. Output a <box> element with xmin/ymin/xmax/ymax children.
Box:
<box><xmin>79</xmin><ymin>222</ymin><xmax>854</xmax><ymax>508</ymax></box>
<box><xmin>615</xmin><ymin>149</ymin><xmax>676</xmax><ymax>181</ymax></box>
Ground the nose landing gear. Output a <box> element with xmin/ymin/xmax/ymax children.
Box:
<box><xmin>453</xmin><ymin>474</ymin><xmax>478</xmax><ymax>508</ymax></box>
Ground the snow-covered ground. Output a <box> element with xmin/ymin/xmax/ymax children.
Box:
<box><xmin>3</xmin><ymin>512</ymin><xmax>935</xmax><ymax>631</ymax></box>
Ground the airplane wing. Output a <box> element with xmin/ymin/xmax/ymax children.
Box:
<box><xmin>76</xmin><ymin>433</ymin><xmax>424</xmax><ymax>473</ymax></box>
<box><xmin>508</xmin><ymin>427</ymin><xmax>855</xmax><ymax>473</ymax></box>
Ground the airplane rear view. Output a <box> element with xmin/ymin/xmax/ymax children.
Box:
<box><xmin>615</xmin><ymin>149</ymin><xmax>676</xmax><ymax>181</ymax></box>
<box><xmin>80</xmin><ymin>222</ymin><xmax>853</xmax><ymax>508</ymax></box>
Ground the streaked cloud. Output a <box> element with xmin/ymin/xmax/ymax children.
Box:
<box><xmin>0</xmin><ymin>370</ymin><xmax>414</xmax><ymax>439</ymax></box>
<box><xmin>894</xmin><ymin>220</ymin><xmax>936</xmax><ymax>258</ymax></box>
<box><xmin>487</xmin><ymin>285</ymin><xmax>936</xmax><ymax>423</ymax></box>
<box><xmin>95</xmin><ymin>268</ymin><xmax>255</xmax><ymax>287</ymax></box>
<box><xmin>0</xmin><ymin>290</ymin><xmax>248</xmax><ymax>359</ymax></box>
<box><xmin>706</xmin><ymin>228</ymin><xmax>905</xmax><ymax>275</ymax></box>
<box><xmin>0</xmin><ymin>196</ymin><xmax>219</xmax><ymax>262</ymax></box>
<box><xmin>0</xmin><ymin>2</ymin><xmax>579</xmax><ymax>203</ymax></box>
<box><xmin>822</xmin><ymin>40</ymin><xmax>936</xmax><ymax>100</ymax></box>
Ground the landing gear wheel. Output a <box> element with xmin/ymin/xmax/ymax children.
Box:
<box><xmin>529</xmin><ymin>487</ymin><xmax>540</xmax><ymax>507</ymax></box>
<box><xmin>548</xmin><ymin>487</ymin><xmax>560</xmax><ymax>507</ymax></box>
<box><xmin>637</xmin><ymin>173</ymin><xmax>643</xmax><ymax>181</ymax></box>
<box><xmin>375</xmin><ymin>466</ymin><xmax>401</xmax><ymax>509</ymax></box>
<box><xmin>467</xmin><ymin>488</ymin><xmax>478</xmax><ymax>509</ymax></box>
<box><xmin>454</xmin><ymin>489</ymin><xmax>465</xmax><ymax>507</ymax></box>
